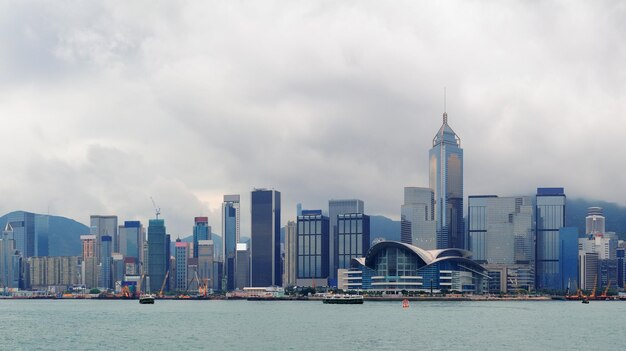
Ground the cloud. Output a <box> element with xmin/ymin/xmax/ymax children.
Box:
<box><xmin>0</xmin><ymin>1</ymin><xmax>625</xmax><ymax>236</ymax></box>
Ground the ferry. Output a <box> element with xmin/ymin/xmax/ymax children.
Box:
<box><xmin>139</xmin><ymin>293</ymin><xmax>155</xmax><ymax>304</ymax></box>
<box><xmin>322</xmin><ymin>294</ymin><xmax>364</xmax><ymax>305</ymax></box>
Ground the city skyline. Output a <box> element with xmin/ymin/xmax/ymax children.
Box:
<box><xmin>1</xmin><ymin>2</ymin><xmax>625</xmax><ymax>237</ymax></box>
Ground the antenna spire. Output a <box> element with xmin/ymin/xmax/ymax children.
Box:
<box><xmin>443</xmin><ymin>87</ymin><xmax>448</xmax><ymax>124</ymax></box>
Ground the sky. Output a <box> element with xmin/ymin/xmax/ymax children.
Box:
<box><xmin>1</xmin><ymin>1</ymin><xmax>625</xmax><ymax>238</ymax></box>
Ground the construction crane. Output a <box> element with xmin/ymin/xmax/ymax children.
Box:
<box><xmin>589</xmin><ymin>275</ymin><xmax>598</xmax><ymax>299</ymax></box>
<box><xmin>151</xmin><ymin>197</ymin><xmax>161</xmax><ymax>219</ymax></box>
<box><xmin>136</xmin><ymin>273</ymin><xmax>145</xmax><ymax>298</ymax></box>
<box><xmin>159</xmin><ymin>270</ymin><xmax>169</xmax><ymax>297</ymax></box>
<box><xmin>600</xmin><ymin>280</ymin><xmax>611</xmax><ymax>299</ymax></box>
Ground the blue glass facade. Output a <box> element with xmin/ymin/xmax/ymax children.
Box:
<box><xmin>429</xmin><ymin>113</ymin><xmax>464</xmax><ymax>250</ymax></box>
<box><xmin>148</xmin><ymin>219</ymin><xmax>168</xmax><ymax>293</ymax></box>
<box><xmin>7</xmin><ymin>211</ymin><xmax>35</xmax><ymax>258</ymax></box>
<box><xmin>119</xmin><ymin>221</ymin><xmax>142</xmax><ymax>261</ymax></box>
<box><xmin>251</xmin><ymin>189</ymin><xmax>281</xmax><ymax>287</ymax></box>
<box><xmin>296</xmin><ymin>210</ymin><xmax>329</xmax><ymax>279</ymax></box>
<box><xmin>559</xmin><ymin>227</ymin><xmax>579</xmax><ymax>291</ymax></box>
<box><xmin>535</xmin><ymin>187</ymin><xmax>566</xmax><ymax>291</ymax></box>
<box><xmin>192</xmin><ymin>217</ymin><xmax>209</xmax><ymax>259</ymax></box>
<box><xmin>336</xmin><ymin>213</ymin><xmax>370</xmax><ymax>272</ymax></box>
<box><xmin>222</xmin><ymin>195</ymin><xmax>240</xmax><ymax>291</ymax></box>
<box><xmin>100</xmin><ymin>236</ymin><xmax>112</xmax><ymax>289</ymax></box>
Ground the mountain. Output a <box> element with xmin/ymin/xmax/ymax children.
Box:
<box><xmin>370</xmin><ymin>215</ymin><xmax>401</xmax><ymax>243</ymax></box>
<box><xmin>0</xmin><ymin>211</ymin><xmax>89</xmax><ymax>256</ymax></box>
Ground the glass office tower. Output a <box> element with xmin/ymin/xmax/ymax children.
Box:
<box><xmin>535</xmin><ymin>187</ymin><xmax>566</xmax><ymax>291</ymax></box>
<box><xmin>328</xmin><ymin>199</ymin><xmax>364</xmax><ymax>281</ymax></box>
<box><xmin>148</xmin><ymin>219</ymin><xmax>168</xmax><ymax>293</ymax></box>
<box><xmin>6</xmin><ymin>211</ymin><xmax>36</xmax><ymax>258</ymax></box>
<box><xmin>336</xmin><ymin>213</ymin><xmax>370</xmax><ymax>270</ymax></box>
<box><xmin>193</xmin><ymin>217</ymin><xmax>210</xmax><ymax>259</ymax></box>
<box><xmin>429</xmin><ymin>112</ymin><xmax>464</xmax><ymax>249</ymax></box>
<box><xmin>251</xmin><ymin>189</ymin><xmax>281</xmax><ymax>287</ymax></box>
<box><xmin>401</xmin><ymin>187</ymin><xmax>436</xmax><ymax>249</ymax></box>
<box><xmin>222</xmin><ymin>195</ymin><xmax>240</xmax><ymax>291</ymax></box>
<box><xmin>296</xmin><ymin>210</ymin><xmax>329</xmax><ymax>281</ymax></box>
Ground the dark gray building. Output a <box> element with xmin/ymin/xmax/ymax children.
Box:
<box><xmin>148</xmin><ymin>219</ymin><xmax>169</xmax><ymax>293</ymax></box>
<box><xmin>328</xmin><ymin>199</ymin><xmax>364</xmax><ymax>282</ymax></box>
<box><xmin>296</xmin><ymin>210</ymin><xmax>329</xmax><ymax>283</ymax></box>
<box><xmin>235</xmin><ymin>242</ymin><xmax>250</xmax><ymax>289</ymax></box>
<box><xmin>251</xmin><ymin>189</ymin><xmax>281</xmax><ymax>287</ymax></box>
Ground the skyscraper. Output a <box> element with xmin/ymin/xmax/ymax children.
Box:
<box><xmin>119</xmin><ymin>221</ymin><xmax>143</xmax><ymax>262</ymax></box>
<box><xmin>401</xmin><ymin>187</ymin><xmax>436</xmax><ymax>249</ymax></box>
<box><xmin>535</xmin><ymin>187</ymin><xmax>566</xmax><ymax>291</ymax></box>
<box><xmin>1</xmin><ymin>223</ymin><xmax>22</xmax><ymax>289</ymax></box>
<box><xmin>148</xmin><ymin>219</ymin><xmax>168</xmax><ymax>293</ymax></box>
<box><xmin>7</xmin><ymin>211</ymin><xmax>36</xmax><ymax>258</ymax></box>
<box><xmin>585</xmin><ymin>207</ymin><xmax>605</xmax><ymax>235</ymax></box>
<box><xmin>175</xmin><ymin>239</ymin><xmax>188</xmax><ymax>291</ymax></box>
<box><xmin>336</xmin><ymin>213</ymin><xmax>370</xmax><ymax>272</ymax></box>
<box><xmin>296</xmin><ymin>210</ymin><xmax>329</xmax><ymax>286</ymax></box>
<box><xmin>34</xmin><ymin>214</ymin><xmax>49</xmax><ymax>257</ymax></box>
<box><xmin>235</xmin><ymin>243</ymin><xmax>250</xmax><ymax>289</ymax></box>
<box><xmin>251</xmin><ymin>189</ymin><xmax>281</xmax><ymax>287</ymax></box>
<box><xmin>80</xmin><ymin>235</ymin><xmax>98</xmax><ymax>288</ymax></box>
<box><xmin>90</xmin><ymin>215</ymin><xmax>118</xmax><ymax>263</ymax></box>
<box><xmin>328</xmin><ymin>199</ymin><xmax>364</xmax><ymax>281</ymax></box>
<box><xmin>197</xmin><ymin>240</ymin><xmax>214</xmax><ymax>291</ymax></box>
<box><xmin>283</xmin><ymin>221</ymin><xmax>297</xmax><ymax>287</ymax></box>
<box><xmin>429</xmin><ymin>111</ymin><xmax>464</xmax><ymax>249</ymax></box>
<box><xmin>193</xmin><ymin>217</ymin><xmax>210</xmax><ymax>258</ymax></box>
<box><xmin>100</xmin><ymin>236</ymin><xmax>112</xmax><ymax>289</ymax></box>
<box><xmin>222</xmin><ymin>194</ymin><xmax>240</xmax><ymax>291</ymax></box>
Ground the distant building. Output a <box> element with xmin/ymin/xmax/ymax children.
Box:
<box><xmin>535</xmin><ymin>187</ymin><xmax>566</xmax><ymax>291</ymax></box>
<box><xmin>328</xmin><ymin>199</ymin><xmax>364</xmax><ymax>281</ymax></box>
<box><xmin>401</xmin><ymin>187</ymin><xmax>436</xmax><ymax>248</ymax></box>
<box><xmin>148</xmin><ymin>219</ymin><xmax>169</xmax><ymax>293</ymax></box>
<box><xmin>175</xmin><ymin>240</ymin><xmax>189</xmax><ymax>291</ymax></box>
<box><xmin>235</xmin><ymin>243</ymin><xmax>250</xmax><ymax>289</ymax></box>
<box><xmin>1</xmin><ymin>223</ymin><xmax>22</xmax><ymax>290</ymax></box>
<box><xmin>100</xmin><ymin>236</ymin><xmax>112</xmax><ymax>290</ymax></box>
<box><xmin>251</xmin><ymin>189</ymin><xmax>281</xmax><ymax>287</ymax></box>
<box><xmin>586</xmin><ymin>207</ymin><xmax>605</xmax><ymax>235</ymax></box>
<box><xmin>347</xmin><ymin>241</ymin><xmax>487</xmax><ymax>293</ymax></box>
<box><xmin>467</xmin><ymin>195</ymin><xmax>534</xmax><ymax>265</ymax></box>
<box><xmin>283</xmin><ymin>221</ymin><xmax>297</xmax><ymax>287</ymax></box>
<box><xmin>429</xmin><ymin>111</ymin><xmax>464</xmax><ymax>249</ymax></box>
<box><xmin>222</xmin><ymin>195</ymin><xmax>241</xmax><ymax>291</ymax></box>
<box><xmin>80</xmin><ymin>235</ymin><xmax>98</xmax><ymax>289</ymax></box>
<box><xmin>28</xmin><ymin>256</ymin><xmax>80</xmax><ymax>290</ymax></box>
<box><xmin>90</xmin><ymin>215</ymin><xmax>118</xmax><ymax>266</ymax></box>
<box><xmin>296</xmin><ymin>210</ymin><xmax>329</xmax><ymax>287</ymax></box>
<box><xmin>119</xmin><ymin>221</ymin><xmax>144</xmax><ymax>264</ymax></box>
<box><xmin>193</xmin><ymin>217</ymin><xmax>210</xmax><ymax>259</ymax></box>
<box><xmin>7</xmin><ymin>211</ymin><xmax>36</xmax><ymax>258</ymax></box>
<box><xmin>579</xmin><ymin>251</ymin><xmax>599</xmax><ymax>290</ymax></box>
<box><xmin>197</xmin><ymin>240</ymin><xmax>214</xmax><ymax>291</ymax></box>
<box><xmin>34</xmin><ymin>214</ymin><xmax>49</xmax><ymax>257</ymax></box>
<box><xmin>336</xmin><ymin>213</ymin><xmax>370</xmax><ymax>273</ymax></box>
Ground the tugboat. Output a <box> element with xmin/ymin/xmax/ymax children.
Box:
<box><xmin>322</xmin><ymin>294</ymin><xmax>364</xmax><ymax>304</ymax></box>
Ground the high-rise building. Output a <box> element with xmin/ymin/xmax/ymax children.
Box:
<box><xmin>193</xmin><ymin>217</ymin><xmax>210</xmax><ymax>259</ymax></box>
<box><xmin>235</xmin><ymin>243</ymin><xmax>250</xmax><ymax>289</ymax></box>
<box><xmin>535</xmin><ymin>187</ymin><xmax>566</xmax><ymax>291</ymax></box>
<box><xmin>1</xmin><ymin>223</ymin><xmax>22</xmax><ymax>289</ymax></box>
<box><xmin>197</xmin><ymin>240</ymin><xmax>214</xmax><ymax>291</ymax></box>
<box><xmin>336</xmin><ymin>213</ymin><xmax>370</xmax><ymax>273</ymax></box>
<box><xmin>579</xmin><ymin>251</ymin><xmax>599</xmax><ymax>290</ymax></box>
<box><xmin>90</xmin><ymin>215</ymin><xmax>118</xmax><ymax>263</ymax></box>
<box><xmin>7</xmin><ymin>211</ymin><xmax>36</xmax><ymax>258</ymax></box>
<box><xmin>148</xmin><ymin>219</ymin><xmax>168</xmax><ymax>293</ymax></box>
<box><xmin>174</xmin><ymin>240</ymin><xmax>188</xmax><ymax>291</ymax></box>
<box><xmin>28</xmin><ymin>256</ymin><xmax>80</xmax><ymax>290</ymax></box>
<box><xmin>296</xmin><ymin>210</ymin><xmax>329</xmax><ymax>286</ymax></box>
<box><xmin>100</xmin><ymin>236</ymin><xmax>112</xmax><ymax>289</ymax></box>
<box><xmin>585</xmin><ymin>207</ymin><xmax>605</xmax><ymax>235</ymax></box>
<box><xmin>401</xmin><ymin>187</ymin><xmax>436</xmax><ymax>249</ymax></box>
<box><xmin>429</xmin><ymin>111</ymin><xmax>464</xmax><ymax>250</ymax></box>
<box><xmin>251</xmin><ymin>189</ymin><xmax>281</xmax><ymax>287</ymax></box>
<box><xmin>328</xmin><ymin>199</ymin><xmax>364</xmax><ymax>281</ymax></box>
<box><xmin>34</xmin><ymin>214</ymin><xmax>49</xmax><ymax>257</ymax></box>
<box><xmin>119</xmin><ymin>221</ymin><xmax>143</xmax><ymax>263</ymax></box>
<box><xmin>467</xmin><ymin>196</ymin><xmax>534</xmax><ymax>265</ymax></box>
<box><xmin>222</xmin><ymin>194</ymin><xmax>241</xmax><ymax>291</ymax></box>
<box><xmin>283</xmin><ymin>221</ymin><xmax>297</xmax><ymax>287</ymax></box>
<box><xmin>80</xmin><ymin>235</ymin><xmax>98</xmax><ymax>289</ymax></box>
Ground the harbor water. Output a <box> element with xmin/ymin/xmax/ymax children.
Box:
<box><xmin>1</xmin><ymin>299</ymin><xmax>625</xmax><ymax>350</ymax></box>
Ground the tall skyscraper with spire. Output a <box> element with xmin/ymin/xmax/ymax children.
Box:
<box><xmin>429</xmin><ymin>110</ymin><xmax>464</xmax><ymax>249</ymax></box>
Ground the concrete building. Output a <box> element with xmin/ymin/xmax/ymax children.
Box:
<box><xmin>80</xmin><ymin>235</ymin><xmax>98</xmax><ymax>289</ymax></box>
<box><xmin>235</xmin><ymin>243</ymin><xmax>250</xmax><ymax>289</ymax></box>
<box><xmin>175</xmin><ymin>240</ymin><xmax>189</xmax><ymax>291</ymax></box>
<box><xmin>400</xmin><ymin>187</ymin><xmax>436</xmax><ymax>248</ymax></box>
<box><xmin>586</xmin><ymin>207</ymin><xmax>605</xmax><ymax>235</ymax></box>
<box><xmin>251</xmin><ymin>189</ymin><xmax>281</xmax><ymax>287</ymax></box>
<box><xmin>29</xmin><ymin>256</ymin><xmax>80</xmax><ymax>290</ymax></box>
<box><xmin>90</xmin><ymin>215</ymin><xmax>118</xmax><ymax>263</ymax></box>
<box><xmin>283</xmin><ymin>221</ymin><xmax>297</xmax><ymax>287</ymax></box>
<box><xmin>197</xmin><ymin>240</ymin><xmax>214</xmax><ymax>291</ymax></box>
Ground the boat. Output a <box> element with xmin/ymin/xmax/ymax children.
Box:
<box><xmin>582</xmin><ymin>298</ymin><xmax>589</xmax><ymax>304</ymax></box>
<box><xmin>139</xmin><ymin>293</ymin><xmax>155</xmax><ymax>304</ymax></box>
<box><xmin>402</xmin><ymin>299</ymin><xmax>410</xmax><ymax>308</ymax></box>
<box><xmin>322</xmin><ymin>294</ymin><xmax>364</xmax><ymax>304</ymax></box>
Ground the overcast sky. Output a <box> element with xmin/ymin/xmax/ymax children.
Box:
<box><xmin>1</xmin><ymin>1</ymin><xmax>625</xmax><ymax>238</ymax></box>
